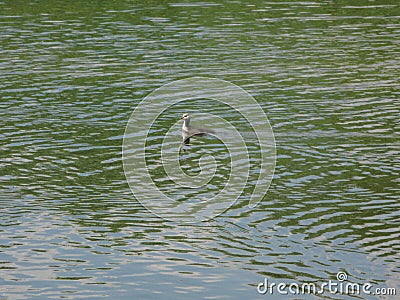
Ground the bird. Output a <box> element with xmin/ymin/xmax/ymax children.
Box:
<box><xmin>180</xmin><ymin>113</ymin><xmax>215</xmax><ymax>150</ymax></box>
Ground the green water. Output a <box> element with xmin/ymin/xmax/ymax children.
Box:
<box><xmin>1</xmin><ymin>0</ymin><xmax>399</xmax><ymax>299</ymax></box>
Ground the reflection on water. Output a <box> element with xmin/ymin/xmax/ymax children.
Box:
<box><xmin>1</xmin><ymin>0</ymin><xmax>399</xmax><ymax>299</ymax></box>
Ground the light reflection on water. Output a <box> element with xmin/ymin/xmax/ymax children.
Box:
<box><xmin>1</xmin><ymin>0</ymin><xmax>399</xmax><ymax>299</ymax></box>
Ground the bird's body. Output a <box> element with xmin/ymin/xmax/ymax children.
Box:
<box><xmin>180</xmin><ymin>113</ymin><xmax>215</xmax><ymax>147</ymax></box>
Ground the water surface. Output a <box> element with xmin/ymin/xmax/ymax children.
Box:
<box><xmin>1</xmin><ymin>0</ymin><xmax>399</xmax><ymax>299</ymax></box>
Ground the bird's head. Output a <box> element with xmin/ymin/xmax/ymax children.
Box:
<box><xmin>180</xmin><ymin>113</ymin><xmax>191</xmax><ymax>121</ymax></box>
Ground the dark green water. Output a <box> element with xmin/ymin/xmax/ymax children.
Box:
<box><xmin>1</xmin><ymin>0</ymin><xmax>399</xmax><ymax>299</ymax></box>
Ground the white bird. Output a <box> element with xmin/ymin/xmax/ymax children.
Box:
<box><xmin>180</xmin><ymin>113</ymin><xmax>215</xmax><ymax>150</ymax></box>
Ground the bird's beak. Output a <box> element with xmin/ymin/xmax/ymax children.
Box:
<box><xmin>180</xmin><ymin>116</ymin><xmax>184</xmax><ymax>120</ymax></box>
